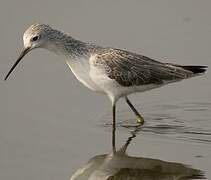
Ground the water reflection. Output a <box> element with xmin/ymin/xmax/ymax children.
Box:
<box><xmin>70</xmin><ymin>126</ymin><xmax>204</xmax><ymax>180</ymax></box>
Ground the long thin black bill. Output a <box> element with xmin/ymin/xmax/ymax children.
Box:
<box><xmin>4</xmin><ymin>47</ymin><xmax>30</xmax><ymax>81</ymax></box>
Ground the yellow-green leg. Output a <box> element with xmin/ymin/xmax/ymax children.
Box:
<box><xmin>125</xmin><ymin>96</ymin><xmax>144</xmax><ymax>125</ymax></box>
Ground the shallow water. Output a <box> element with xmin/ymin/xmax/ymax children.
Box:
<box><xmin>0</xmin><ymin>1</ymin><xmax>211</xmax><ymax>180</ymax></box>
<box><xmin>70</xmin><ymin>124</ymin><xmax>205</xmax><ymax>180</ymax></box>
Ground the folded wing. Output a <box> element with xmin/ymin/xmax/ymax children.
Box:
<box><xmin>92</xmin><ymin>48</ymin><xmax>195</xmax><ymax>87</ymax></box>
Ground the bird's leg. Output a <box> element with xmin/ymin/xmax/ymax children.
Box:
<box><xmin>112</xmin><ymin>103</ymin><xmax>116</xmax><ymax>153</ymax></box>
<box><xmin>125</xmin><ymin>96</ymin><xmax>144</xmax><ymax>125</ymax></box>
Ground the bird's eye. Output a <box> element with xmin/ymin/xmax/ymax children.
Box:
<box><xmin>31</xmin><ymin>36</ymin><xmax>39</xmax><ymax>41</ymax></box>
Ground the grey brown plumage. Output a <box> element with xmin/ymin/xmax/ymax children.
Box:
<box><xmin>92</xmin><ymin>48</ymin><xmax>207</xmax><ymax>87</ymax></box>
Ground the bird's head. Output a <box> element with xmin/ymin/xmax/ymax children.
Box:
<box><xmin>4</xmin><ymin>23</ymin><xmax>54</xmax><ymax>80</ymax></box>
<box><xmin>23</xmin><ymin>23</ymin><xmax>53</xmax><ymax>49</ymax></box>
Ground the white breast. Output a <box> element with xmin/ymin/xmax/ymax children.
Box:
<box><xmin>66</xmin><ymin>57</ymin><xmax>103</xmax><ymax>92</ymax></box>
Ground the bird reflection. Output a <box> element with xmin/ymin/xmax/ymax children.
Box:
<box><xmin>70</xmin><ymin>125</ymin><xmax>204</xmax><ymax>180</ymax></box>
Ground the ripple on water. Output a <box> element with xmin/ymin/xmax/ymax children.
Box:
<box><xmin>101</xmin><ymin>100</ymin><xmax>211</xmax><ymax>145</ymax></box>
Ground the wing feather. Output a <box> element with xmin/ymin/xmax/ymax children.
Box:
<box><xmin>92</xmin><ymin>48</ymin><xmax>193</xmax><ymax>87</ymax></box>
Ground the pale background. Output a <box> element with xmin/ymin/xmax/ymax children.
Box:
<box><xmin>0</xmin><ymin>0</ymin><xmax>211</xmax><ymax>180</ymax></box>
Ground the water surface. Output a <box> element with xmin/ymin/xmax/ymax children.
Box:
<box><xmin>0</xmin><ymin>0</ymin><xmax>211</xmax><ymax>180</ymax></box>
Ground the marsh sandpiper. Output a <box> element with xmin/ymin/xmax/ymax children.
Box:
<box><xmin>5</xmin><ymin>24</ymin><xmax>207</xmax><ymax>140</ymax></box>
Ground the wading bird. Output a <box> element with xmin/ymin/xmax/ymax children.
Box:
<box><xmin>5</xmin><ymin>23</ymin><xmax>207</xmax><ymax>129</ymax></box>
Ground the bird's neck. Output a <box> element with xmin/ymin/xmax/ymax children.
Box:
<box><xmin>44</xmin><ymin>30</ymin><xmax>91</xmax><ymax>59</ymax></box>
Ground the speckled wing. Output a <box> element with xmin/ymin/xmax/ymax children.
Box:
<box><xmin>92</xmin><ymin>48</ymin><xmax>193</xmax><ymax>87</ymax></box>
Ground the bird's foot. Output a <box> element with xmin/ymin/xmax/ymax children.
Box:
<box><xmin>136</xmin><ymin>115</ymin><xmax>144</xmax><ymax>126</ymax></box>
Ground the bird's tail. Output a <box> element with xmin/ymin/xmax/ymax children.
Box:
<box><xmin>180</xmin><ymin>65</ymin><xmax>208</xmax><ymax>74</ymax></box>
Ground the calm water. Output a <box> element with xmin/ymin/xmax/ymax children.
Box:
<box><xmin>1</xmin><ymin>1</ymin><xmax>211</xmax><ymax>180</ymax></box>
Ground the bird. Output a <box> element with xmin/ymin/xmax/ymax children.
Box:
<box><xmin>5</xmin><ymin>23</ymin><xmax>207</xmax><ymax>129</ymax></box>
